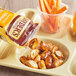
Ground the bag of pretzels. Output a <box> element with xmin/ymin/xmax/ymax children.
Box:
<box><xmin>0</xmin><ymin>8</ymin><xmax>39</xmax><ymax>48</ymax></box>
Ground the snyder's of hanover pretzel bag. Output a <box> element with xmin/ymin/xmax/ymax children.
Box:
<box><xmin>0</xmin><ymin>8</ymin><xmax>38</xmax><ymax>47</ymax></box>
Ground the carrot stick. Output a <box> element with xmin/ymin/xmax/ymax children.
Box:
<box><xmin>49</xmin><ymin>0</ymin><xmax>52</xmax><ymax>5</ymax></box>
<box><xmin>43</xmin><ymin>0</ymin><xmax>52</xmax><ymax>14</ymax></box>
<box><xmin>50</xmin><ymin>0</ymin><xmax>57</xmax><ymax>14</ymax></box>
<box><xmin>73</xmin><ymin>12</ymin><xmax>76</xmax><ymax>34</ymax></box>
<box><xmin>42</xmin><ymin>14</ymin><xmax>54</xmax><ymax>32</ymax></box>
<box><xmin>56</xmin><ymin>6</ymin><xmax>68</xmax><ymax>14</ymax></box>
<box><xmin>47</xmin><ymin>0</ymin><xmax>52</xmax><ymax>8</ymax></box>
<box><xmin>39</xmin><ymin>0</ymin><xmax>47</xmax><ymax>13</ymax></box>
<box><xmin>51</xmin><ymin>0</ymin><xmax>55</xmax><ymax>9</ymax></box>
<box><xmin>52</xmin><ymin>7</ymin><xmax>57</xmax><ymax>14</ymax></box>
<box><xmin>56</xmin><ymin>0</ymin><xmax>61</xmax><ymax>10</ymax></box>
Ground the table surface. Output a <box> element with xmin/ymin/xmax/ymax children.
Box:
<box><xmin>0</xmin><ymin>0</ymin><xmax>76</xmax><ymax>76</ymax></box>
<box><xmin>0</xmin><ymin>66</ymin><xmax>47</xmax><ymax>76</ymax></box>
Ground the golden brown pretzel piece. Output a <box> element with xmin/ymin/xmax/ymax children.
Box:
<box><xmin>52</xmin><ymin>59</ymin><xmax>63</xmax><ymax>68</ymax></box>
<box><xmin>41</xmin><ymin>50</ymin><xmax>51</xmax><ymax>60</ymax></box>
<box><xmin>25</xmin><ymin>60</ymin><xmax>38</xmax><ymax>69</ymax></box>
<box><xmin>38</xmin><ymin>60</ymin><xmax>46</xmax><ymax>69</ymax></box>
<box><xmin>34</xmin><ymin>55</ymin><xmax>41</xmax><ymax>63</ymax></box>
<box><xmin>27</xmin><ymin>49</ymin><xmax>40</xmax><ymax>60</ymax></box>
<box><xmin>45</xmin><ymin>56</ymin><xmax>52</xmax><ymax>69</ymax></box>
<box><xmin>39</xmin><ymin>41</ymin><xmax>50</xmax><ymax>51</ymax></box>
<box><xmin>20</xmin><ymin>56</ymin><xmax>27</xmax><ymax>65</ymax></box>
<box><xmin>29</xmin><ymin>38</ymin><xmax>39</xmax><ymax>49</ymax></box>
<box><xmin>55</xmin><ymin>50</ymin><xmax>64</xmax><ymax>59</ymax></box>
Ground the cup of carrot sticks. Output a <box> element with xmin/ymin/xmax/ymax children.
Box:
<box><xmin>38</xmin><ymin>0</ymin><xmax>68</xmax><ymax>33</ymax></box>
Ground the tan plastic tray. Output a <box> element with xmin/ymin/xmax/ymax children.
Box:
<box><xmin>0</xmin><ymin>8</ymin><xmax>76</xmax><ymax>76</ymax></box>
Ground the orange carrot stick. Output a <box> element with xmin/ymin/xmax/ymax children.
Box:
<box><xmin>56</xmin><ymin>0</ymin><xmax>61</xmax><ymax>10</ymax></box>
<box><xmin>50</xmin><ymin>0</ymin><xmax>57</xmax><ymax>14</ymax></box>
<box><xmin>47</xmin><ymin>0</ymin><xmax>52</xmax><ymax>8</ymax></box>
<box><xmin>42</xmin><ymin>14</ymin><xmax>54</xmax><ymax>32</ymax></box>
<box><xmin>39</xmin><ymin>0</ymin><xmax>47</xmax><ymax>13</ymax></box>
<box><xmin>52</xmin><ymin>7</ymin><xmax>57</xmax><ymax>14</ymax></box>
<box><xmin>56</xmin><ymin>6</ymin><xmax>68</xmax><ymax>14</ymax></box>
<box><xmin>49</xmin><ymin>0</ymin><xmax>52</xmax><ymax>5</ymax></box>
<box><xmin>51</xmin><ymin>0</ymin><xmax>55</xmax><ymax>9</ymax></box>
<box><xmin>43</xmin><ymin>0</ymin><xmax>52</xmax><ymax>14</ymax></box>
<box><xmin>73</xmin><ymin>12</ymin><xmax>76</xmax><ymax>34</ymax></box>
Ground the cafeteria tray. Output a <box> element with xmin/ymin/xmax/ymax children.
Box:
<box><xmin>0</xmin><ymin>8</ymin><xmax>76</xmax><ymax>76</ymax></box>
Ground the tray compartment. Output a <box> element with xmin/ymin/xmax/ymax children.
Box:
<box><xmin>15</xmin><ymin>37</ymin><xmax>71</xmax><ymax>75</ymax></box>
<box><xmin>0</xmin><ymin>39</ymin><xmax>16</xmax><ymax>59</ymax></box>
<box><xmin>69</xmin><ymin>48</ymin><xmax>76</xmax><ymax>75</ymax></box>
<box><xmin>16</xmin><ymin>9</ymin><xmax>38</xmax><ymax>20</ymax></box>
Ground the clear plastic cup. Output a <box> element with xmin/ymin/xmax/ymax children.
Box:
<box><xmin>38</xmin><ymin>3</ymin><xmax>68</xmax><ymax>33</ymax></box>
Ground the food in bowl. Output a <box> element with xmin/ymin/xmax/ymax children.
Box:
<box><xmin>39</xmin><ymin>0</ymin><xmax>68</xmax><ymax>33</ymax></box>
<box><xmin>20</xmin><ymin>38</ymin><xmax>64</xmax><ymax>69</ymax></box>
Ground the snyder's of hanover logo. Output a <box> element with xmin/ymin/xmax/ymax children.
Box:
<box><xmin>12</xmin><ymin>18</ymin><xmax>27</xmax><ymax>37</ymax></box>
<box><xmin>8</xmin><ymin>16</ymin><xmax>31</xmax><ymax>40</ymax></box>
